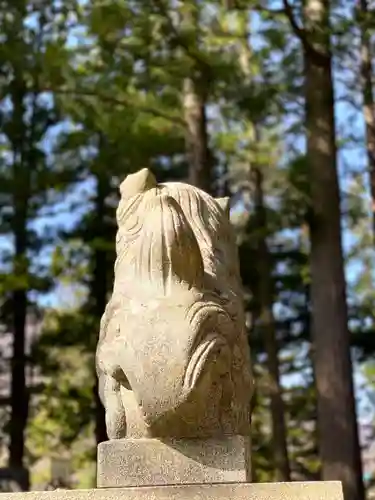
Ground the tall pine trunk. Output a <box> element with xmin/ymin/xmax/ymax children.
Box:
<box><xmin>4</xmin><ymin>1</ymin><xmax>56</xmax><ymax>484</ymax></box>
<box><xmin>358</xmin><ymin>0</ymin><xmax>375</xmax><ymax>238</ymax></box>
<box><xmin>237</xmin><ymin>12</ymin><xmax>291</xmax><ymax>479</ymax></box>
<box><xmin>92</xmin><ymin>172</ymin><xmax>109</xmax><ymax>446</ymax></box>
<box><xmin>91</xmin><ymin>140</ymin><xmax>113</xmax><ymax>446</ymax></box>
<box><xmin>10</xmin><ymin>206</ymin><xmax>28</xmax><ymax>469</ymax></box>
<box><xmin>299</xmin><ymin>0</ymin><xmax>365</xmax><ymax>497</ymax></box>
<box><xmin>252</xmin><ymin>166</ymin><xmax>291</xmax><ymax>482</ymax></box>
<box><xmin>8</xmin><ymin>41</ymin><xmax>29</xmax><ymax>474</ymax></box>
<box><xmin>181</xmin><ymin>3</ymin><xmax>212</xmax><ymax>193</ymax></box>
<box><xmin>183</xmin><ymin>77</ymin><xmax>212</xmax><ymax>192</ymax></box>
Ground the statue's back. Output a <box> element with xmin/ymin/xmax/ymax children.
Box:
<box><xmin>96</xmin><ymin>168</ymin><xmax>253</xmax><ymax>440</ymax></box>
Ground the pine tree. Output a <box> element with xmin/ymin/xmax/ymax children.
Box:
<box><xmin>281</xmin><ymin>0</ymin><xmax>365</xmax><ymax>497</ymax></box>
<box><xmin>356</xmin><ymin>0</ymin><xmax>375</xmax><ymax>240</ymax></box>
<box><xmin>0</xmin><ymin>0</ymin><xmax>74</xmax><ymax>471</ymax></box>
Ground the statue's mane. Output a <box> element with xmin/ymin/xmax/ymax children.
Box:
<box><xmin>114</xmin><ymin>180</ymin><xmax>241</xmax><ymax>304</ymax></box>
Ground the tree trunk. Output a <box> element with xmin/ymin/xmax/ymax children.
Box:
<box><xmin>91</xmin><ymin>166</ymin><xmax>112</xmax><ymax>445</ymax></box>
<box><xmin>183</xmin><ymin>77</ymin><xmax>212</xmax><ymax>192</ymax></box>
<box><xmin>94</xmin><ymin>382</ymin><xmax>107</xmax><ymax>445</ymax></box>
<box><xmin>8</xmin><ymin>67</ymin><xmax>29</xmax><ymax>471</ymax></box>
<box><xmin>9</xmin><ymin>238</ymin><xmax>28</xmax><ymax>468</ymax></box>
<box><xmin>302</xmin><ymin>1</ymin><xmax>365</xmax><ymax>498</ymax></box>
<box><xmin>252</xmin><ymin>166</ymin><xmax>291</xmax><ymax>482</ymax></box>
<box><xmin>181</xmin><ymin>4</ymin><xmax>212</xmax><ymax>193</ymax></box>
<box><xmin>236</xmin><ymin>10</ymin><xmax>291</xmax><ymax>479</ymax></box>
<box><xmin>358</xmin><ymin>0</ymin><xmax>375</xmax><ymax>238</ymax></box>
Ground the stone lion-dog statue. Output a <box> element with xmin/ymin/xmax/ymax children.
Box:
<box><xmin>96</xmin><ymin>168</ymin><xmax>253</xmax><ymax>440</ymax></box>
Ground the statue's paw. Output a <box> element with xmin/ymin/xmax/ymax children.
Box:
<box><xmin>105</xmin><ymin>408</ymin><xmax>127</xmax><ymax>439</ymax></box>
<box><xmin>104</xmin><ymin>386</ymin><xmax>127</xmax><ymax>439</ymax></box>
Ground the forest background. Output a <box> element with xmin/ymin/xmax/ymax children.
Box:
<box><xmin>0</xmin><ymin>1</ymin><xmax>374</xmax><ymax>500</ymax></box>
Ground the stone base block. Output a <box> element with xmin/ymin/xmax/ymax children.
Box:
<box><xmin>97</xmin><ymin>436</ymin><xmax>251</xmax><ymax>488</ymax></box>
<box><xmin>0</xmin><ymin>482</ymin><xmax>343</xmax><ymax>500</ymax></box>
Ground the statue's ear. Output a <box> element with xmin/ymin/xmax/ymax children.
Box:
<box><xmin>216</xmin><ymin>197</ymin><xmax>230</xmax><ymax>219</ymax></box>
<box><xmin>119</xmin><ymin>168</ymin><xmax>157</xmax><ymax>199</ymax></box>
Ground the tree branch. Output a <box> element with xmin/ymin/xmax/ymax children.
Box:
<box><xmin>282</xmin><ymin>0</ymin><xmax>306</xmax><ymax>41</ymax></box>
<box><xmin>281</xmin><ymin>0</ymin><xmax>330</xmax><ymax>66</ymax></box>
<box><xmin>43</xmin><ymin>86</ymin><xmax>185</xmax><ymax>126</ymax></box>
<box><xmin>234</xmin><ymin>0</ymin><xmax>331</xmax><ymax>67</ymax></box>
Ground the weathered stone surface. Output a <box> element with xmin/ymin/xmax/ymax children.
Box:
<box><xmin>0</xmin><ymin>482</ymin><xmax>344</xmax><ymax>500</ymax></box>
<box><xmin>96</xmin><ymin>168</ymin><xmax>253</xmax><ymax>440</ymax></box>
<box><xmin>97</xmin><ymin>436</ymin><xmax>251</xmax><ymax>488</ymax></box>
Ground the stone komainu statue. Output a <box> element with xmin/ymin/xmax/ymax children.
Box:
<box><xmin>96</xmin><ymin>168</ymin><xmax>253</xmax><ymax>440</ymax></box>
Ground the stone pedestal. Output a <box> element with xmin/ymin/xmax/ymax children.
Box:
<box><xmin>0</xmin><ymin>481</ymin><xmax>343</xmax><ymax>500</ymax></box>
<box><xmin>97</xmin><ymin>436</ymin><xmax>251</xmax><ymax>488</ymax></box>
